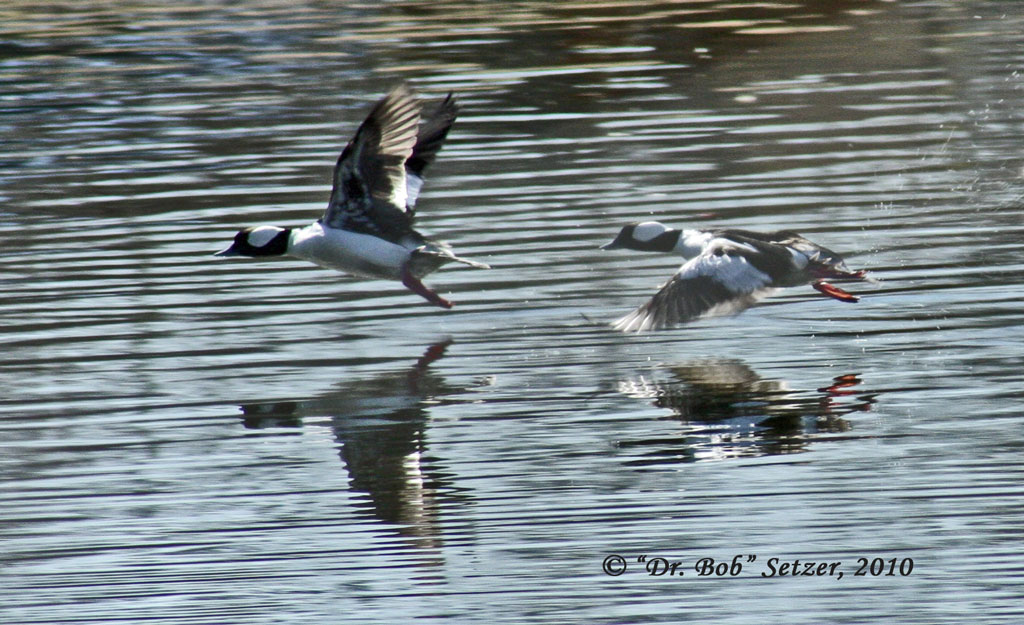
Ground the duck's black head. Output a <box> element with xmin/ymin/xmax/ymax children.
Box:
<box><xmin>601</xmin><ymin>221</ymin><xmax>679</xmax><ymax>252</ymax></box>
<box><xmin>215</xmin><ymin>226</ymin><xmax>291</xmax><ymax>258</ymax></box>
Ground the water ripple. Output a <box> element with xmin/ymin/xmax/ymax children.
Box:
<box><xmin>4</xmin><ymin>1</ymin><xmax>1024</xmax><ymax>624</ymax></box>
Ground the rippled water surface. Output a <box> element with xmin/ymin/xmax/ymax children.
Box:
<box><xmin>3</xmin><ymin>1</ymin><xmax>1024</xmax><ymax>623</ymax></box>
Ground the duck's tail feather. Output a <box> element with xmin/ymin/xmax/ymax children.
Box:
<box><xmin>450</xmin><ymin>255</ymin><xmax>490</xmax><ymax>270</ymax></box>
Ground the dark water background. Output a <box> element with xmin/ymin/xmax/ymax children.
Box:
<box><xmin>3</xmin><ymin>1</ymin><xmax>1024</xmax><ymax>623</ymax></box>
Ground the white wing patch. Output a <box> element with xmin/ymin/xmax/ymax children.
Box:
<box><xmin>681</xmin><ymin>242</ymin><xmax>772</xmax><ymax>293</ymax></box>
<box><xmin>406</xmin><ymin>173</ymin><xmax>425</xmax><ymax>210</ymax></box>
<box><xmin>785</xmin><ymin>245</ymin><xmax>810</xmax><ymax>269</ymax></box>
<box><xmin>612</xmin><ymin>244</ymin><xmax>777</xmax><ymax>332</ymax></box>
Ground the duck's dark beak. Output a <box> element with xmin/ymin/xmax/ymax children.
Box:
<box><xmin>214</xmin><ymin>245</ymin><xmax>239</xmax><ymax>257</ymax></box>
<box><xmin>601</xmin><ymin>228</ymin><xmax>631</xmax><ymax>250</ymax></box>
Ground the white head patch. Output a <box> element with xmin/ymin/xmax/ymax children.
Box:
<box><xmin>633</xmin><ymin>221</ymin><xmax>669</xmax><ymax>242</ymax></box>
<box><xmin>246</xmin><ymin>226</ymin><xmax>285</xmax><ymax>248</ymax></box>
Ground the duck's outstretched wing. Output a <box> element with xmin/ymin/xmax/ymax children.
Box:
<box><xmin>612</xmin><ymin>244</ymin><xmax>777</xmax><ymax>333</ymax></box>
<box><xmin>405</xmin><ymin>93</ymin><xmax>459</xmax><ymax>216</ymax></box>
<box><xmin>322</xmin><ymin>85</ymin><xmax>421</xmax><ymax>240</ymax></box>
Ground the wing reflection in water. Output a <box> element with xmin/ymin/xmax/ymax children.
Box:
<box><xmin>615</xmin><ymin>360</ymin><xmax>877</xmax><ymax>464</ymax></box>
<box><xmin>237</xmin><ymin>339</ymin><xmax>473</xmax><ymax>551</ymax></box>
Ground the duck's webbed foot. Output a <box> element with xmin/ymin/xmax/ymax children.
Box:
<box><xmin>402</xmin><ymin>266</ymin><xmax>454</xmax><ymax>309</ymax></box>
<box><xmin>812</xmin><ymin>280</ymin><xmax>859</xmax><ymax>303</ymax></box>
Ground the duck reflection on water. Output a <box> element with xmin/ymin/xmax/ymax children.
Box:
<box><xmin>237</xmin><ymin>339</ymin><xmax>476</xmax><ymax>551</ymax></box>
<box><xmin>615</xmin><ymin>359</ymin><xmax>877</xmax><ymax>463</ymax></box>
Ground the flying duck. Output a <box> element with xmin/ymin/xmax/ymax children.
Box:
<box><xmin>216</xmin><ymin>84</ymin><xmax>489</xmax><ymax>309</ymax></box>
<box><xmin>602</xmin><ymin>221</ymin><xmax>868</xmax><ymax>332</ymax></box>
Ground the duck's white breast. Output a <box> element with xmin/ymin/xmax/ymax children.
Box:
<box><xmin>676</xmin><ymin>229</ymin><xmax>714</xmax><ymax>258</ymax></box>
<box><xmin>289</xmin><ymin>222</ymin><xmax>411</xmax><ymax>280</ymax></box>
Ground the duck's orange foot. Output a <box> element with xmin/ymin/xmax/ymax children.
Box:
<box><xmin>402</xmin><ymin>268</ymin><xmax>454</xmax><ymax>309</ymax></box>
<box><xmin>812</xmin><ymin>280</ymin><xmax>859</xmax><ymax>303</ymax></box>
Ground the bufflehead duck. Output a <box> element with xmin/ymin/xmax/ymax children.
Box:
<box><xmin>216</xmin><ymin>85</ymin><xmax>489</xmax><ymax>309</ymax></box>
<box><xmin>602</xmin><ymin>221</ymin><xmax>868</xmax><ymax>332</ymax></box>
